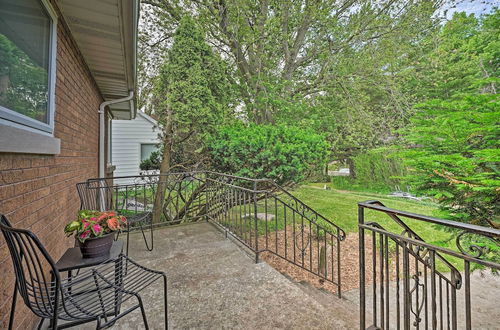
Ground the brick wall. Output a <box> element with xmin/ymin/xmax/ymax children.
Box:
<box><xmin>0</xmin><ymin>2</ymin><xmax>105</xmax><ymax>328</ymax></box>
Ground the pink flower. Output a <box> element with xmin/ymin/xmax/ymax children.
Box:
<box><xmin>107</xmin><ymin>217</ymin><xmax>119</xmax><ymax>230</ymax></box>
<box><xmin>90</xmin><ymin>217</ymin><xmax>97</xmax><ymax>221</ymax></box>
<box><xmin>79</xmin><ymin>230</ymin><xmax>90</xmax><ymax>240</ymax></box>
<box><xmin>92</xmin><ymin>224</ymin><xmax>102</xmax><ymax>234</ymax></box>
<box><xmin>83</xmin><ymin>222</ymin><xmax>90</xmax><ymax>229</ymax></box>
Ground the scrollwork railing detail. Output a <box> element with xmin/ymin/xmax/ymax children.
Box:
<box><xmin>456</xmin><ymin>230</ymin><xmax>500</xmax><ymax>259</ymax></box>
<box><xmin>410</xmin><ymin>272</ymin><xmax>425</xmax><ymax>326</ymax></box>
<box><xmin>294</xmin><ymin>224</ymin><xmax>311</xmax><ymax>258</ymax></box>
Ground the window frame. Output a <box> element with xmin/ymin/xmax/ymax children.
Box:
<box><xmin>0</xmin><ymin>0</ymin><xmax>58</xmax><ymax>134</ymax></box>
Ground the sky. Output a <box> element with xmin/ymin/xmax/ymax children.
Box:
<box><xmin>443</xmin><ymin>0</ymin><xmax>498</xmax><ymax>19</ymax></box>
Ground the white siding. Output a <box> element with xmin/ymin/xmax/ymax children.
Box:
<box><xmin>111</xmin><ymin>112</ymin><xmax>160</xmax><ymax>184</ymax></box>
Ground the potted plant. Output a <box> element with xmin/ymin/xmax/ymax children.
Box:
<box><xmin>64</xmin><ymin>210</ymin><xmax>127</xmax><ymax>258</ymax></box>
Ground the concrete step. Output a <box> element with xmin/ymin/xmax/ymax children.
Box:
<box><xmin>291</xmin><ymin>279</ymin><xmax>361</xmax><ymax>329</ymax></box>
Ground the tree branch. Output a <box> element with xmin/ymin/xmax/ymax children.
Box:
<box><xmin>282</xmin><ymin>1</ymin><xmax>313</xmax><ymax>79</ymax></box>
<box><xmin>142</xmin><ymin>0</ymin><xmax>183</xmax><ymax>21</ymax></box>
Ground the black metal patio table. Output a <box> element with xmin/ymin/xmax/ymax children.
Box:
<box><xmin>55</xmin><ymin>240</ymin><xmax>124</xmax><ymax>274</ymax></box>
<box><xmin>51</xmin><ymin>241</ymin><xmax>125</xmax><ymax>328</ymax></box>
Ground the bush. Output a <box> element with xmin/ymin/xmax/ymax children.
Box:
<box><xmin>331</xmin><ymin>149</ymin><xmax>406</xmax><ymax>193</ymax></box>
<box><xmin>207</xmin><ymin>123</ymin><xmax>329</xmax><ymax>185</ymax></box>
<box><xmin>353</xmin><ymin>149</ymin><xmax>406</xmax><ymax>189</ymax></box>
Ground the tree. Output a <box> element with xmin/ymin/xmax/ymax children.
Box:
<box><xmin>400</xmin><ymin>94</ymin><xmax>499</xmax><ymax>228</ymax></box>
<box><xmin>402</xmin><ymin>10</ymin><xmax>499</xmax><ymax>101</ymax></box>
<box><xmin>152</xmin><ymin>16</ymin><xmax>233</xmax><ymax>223</ymax></box>
<box><xmin>141</xmin><ymin>0</ymin><xmax>443</xmax><ymax>123</ymax></box>
<box><xmin>139</xmin><ymin>0</ymin><xmax>463</xmax><ymax>175</ymax></box>
<box><xmin>140</xmin><ymin>150</ymin><xmax>161</xmax><ymax>171</ymax></box>
<box><xmin>398</xmin><ymin>9</ymin><xmax>500</xmax><ymax>228</ymax></box>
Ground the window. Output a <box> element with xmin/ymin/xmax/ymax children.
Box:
<box><xmin>141</xmin><ymin>144</ymin><xmax>158</xmax><ymax>161</ymax></box>
<box><xmin>0</xmin><ymin>0</ymin><xmax>57</xmax><ymax>133</ymax></box>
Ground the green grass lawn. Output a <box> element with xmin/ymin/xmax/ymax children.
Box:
<box><xmin>290</xmin><ymin>184</ymin><xmax>466</xmax><ymax>269</ymax></box>
<box><xmin>293</xmin><ymin>184</ymin><xmax>443</xmax><ymax>235</ymax></box>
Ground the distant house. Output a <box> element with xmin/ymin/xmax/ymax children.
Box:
<box><xmin>112</xmin><ymin>111</ymin><xmax>160</xmax><ymax>182</ymax></box>
<box><xmin>327</xmin><ymin>161</ymin><xmax>351</xmax><ymax>176</ymax></box>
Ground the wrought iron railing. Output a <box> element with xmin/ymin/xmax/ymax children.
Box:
<box><xmin>203</xmin><ymin>172</ymin><xmax>346</xmax><ymax>296</ymax></box>
<box><xmin>83</xmin><ymin>172</ymin><xmax>208</xmax><ymax>225</ymax></box>
<box><xmin>81</xmin><ymin>171</ymin><xmax>346</xmax><ymax>296</ymax></box>
<box><xmin>358</xmin><ymin>200</ymin><xmax>500</xmax><ymax>330</ymax></box>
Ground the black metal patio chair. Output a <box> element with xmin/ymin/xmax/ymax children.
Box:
<box><xmin>0</xmin><ymin>215</ymin><xmax>167</xmax><ymax>330</ymax></box>
<box><xmin>76</xmin><ymin>180</ymin><xmax>154</xmax><ymax>255</ymax></box>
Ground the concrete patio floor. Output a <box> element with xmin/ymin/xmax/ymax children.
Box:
<box><xmin>41</xmin><ymin>221</ymin><xmax>499</xmax><ymax>329</ymax></box>
<box><xmin>112</xmin><ymin>222</ymin><xmax>359</xmax><ymax>329</ymax></box>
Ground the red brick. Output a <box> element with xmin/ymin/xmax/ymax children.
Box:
<box><xmin>0</xmin><ymin>0</ymin><xmax>105</xmax><ymax>327</ymax></box>
<box><xmin>0</xmin><ymin>155</ymin><xmax>12</xmax><ymax>171</ymax></box>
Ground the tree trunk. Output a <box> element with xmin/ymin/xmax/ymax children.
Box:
<box><xmin>346</xmin><ymin>157</ymin><xmax>356</xmax><ymax>179</ymax></box>
<box><xmin>152</xmin><ymin>106</ymin><xmax>173</xmax><ymax>224</ymax></box>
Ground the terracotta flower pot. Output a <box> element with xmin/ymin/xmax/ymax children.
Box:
<box><xmin>77</xmin><ymin>233</ymin><xmax>114</xmax><ymax>258</ymax></box>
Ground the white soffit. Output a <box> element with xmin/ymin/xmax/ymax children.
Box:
<box><xmin>58</xmin><ymin>0</ymin><xmax>138</xmax><ymax>119</ymax></box>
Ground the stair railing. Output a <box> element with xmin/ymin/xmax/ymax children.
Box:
<box><xmin>86</xmin><ymin>171</ymin><xmax>347</xmax><ymax>297</ymax></box>
<box><xmin>358</xmin><ymin>200</ymin><xmax>500</xmax><ymax>330</ymax></box>
<box><xmin>204</xmin><ymin>172</ymin><xmax>346</xmax><ymax>297</ymax></box>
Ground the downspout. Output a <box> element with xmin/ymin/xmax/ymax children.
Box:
<box><xmin>98</xmin><ymin>91</ymin><xmax>134</xmax><ymax>178</ymax></box>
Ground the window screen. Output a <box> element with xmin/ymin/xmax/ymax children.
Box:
<box><xmin>141</xmin><ymin>144</ymin><xmax>158</xmax><ymax>161</ymax></box>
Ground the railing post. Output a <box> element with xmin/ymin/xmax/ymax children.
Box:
<box><xmin>464</xmin><ymin>261</ymin><xmax>472</xmax><ymax>330</ymax></box>
<box><xmin>337</xmin><ymin>227</ymin><xmax>342</xmax><ymax>299</ymax></box>
<box><xmin>430</xmin><ymin>250</ymin><xmax>437</xmax><ymax>329</ymax></box>
<box><xmin>403</xmin><ymin>241</ymin><xmax>411</xmax><ymax>330</ymax></box>
<box><xmin>451</xmin><ymin>273</ymin><xmax>458</xmax><ymax>329</ymax></box>
<box><xmin>205</xmin><ymin>172</ymin><xmax>213</xmax><ymax>222</ymax></box>
<box><xmin>358</xmin><ymin>204</ymin><xmax>366</xmax><ymax>330</ymax></box>
<box><xmin>254</xmin><ymin>180</ymin><xmax>259</xmax><ymax>263</ymax></box>
<box><xmin>204</xmin><ymin>173</ymin><xmax>209</xmax><ymax>222</ymax></box>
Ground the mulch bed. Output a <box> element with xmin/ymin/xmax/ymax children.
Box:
<box><xmin>259</xmin><ymin>228</ymin><xmax>416</xmax><ymax>295</ymax></box>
